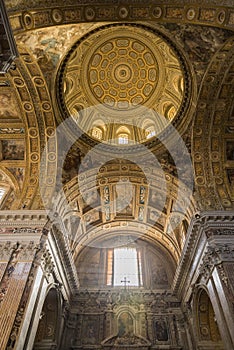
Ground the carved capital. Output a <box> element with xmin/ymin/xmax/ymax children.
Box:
<box><xmin>18</xmin><ymin>241</ymin><xmax>38</xmax><ymax>262</ymax></box>
<box><xmin>0</xmin><ymin>241</ymin><xmax>14</xmax><ymax>261</ymax></box>
<box><xmin>199</xmin><ymin>246</ymin><xmax>222</xmax><ymax>281</ymax></box>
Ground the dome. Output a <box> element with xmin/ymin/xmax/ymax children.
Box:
<box><xmin>58</xmin><ymin>23</ymin><xmax>190</xmax><ymax>145</ymax></box>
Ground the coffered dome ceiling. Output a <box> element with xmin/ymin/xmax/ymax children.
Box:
<box><xmin>0</xmin><ymin>3</ymin><xmax>233</xmax><ymax>223</ymax></box>
<box><xmin>58</xmin><ymin>23</ymin><xmax>191</xmax><ymax>144</ymax></box>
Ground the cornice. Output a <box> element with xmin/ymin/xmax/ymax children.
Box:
<box><xmin>51</xmin><ymin>223</ymin><xmax>79</xmax><ymax>293</ymax></box>
<box><xmin>172</xmin><ymin>211</ymin><xmax>234</xmax><ymax>294</ymax></box>
<box><xmin>5</xmin><ymin>1</ymin><xmax>234</xmax><ymax>33</ymax></box>
<box><xmin>0</xmin><ymin>210</ymin><xmax>48</xmax><ymax>227</ymax></box>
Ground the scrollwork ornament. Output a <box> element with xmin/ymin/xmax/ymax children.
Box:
<box><xmin>41</xmin><ymin>249</ymin><xmax>54</xmax><ymax>278</ymax></box>
<box><xmin>199</xmin><ymin>246</ymin><xmax>222</xmax><ymax>281</ymax></box>
<box><xmin>217</xmin><ymin>264</ymin><xmax>229</xmax><ymax>290</ymax></box>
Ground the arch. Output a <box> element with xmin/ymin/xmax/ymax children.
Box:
<box><xmin>75</xmin><ymin>236</ymin><xmax>176</xmax><ymax>290</ymax></box>
<box><xmin>1</xmin><ymin>45</ymin><xmax>57</xmax><ymax>210</ymax></box>
<box><xmin>0</xmin><ymin>168</ymin><xmax>16</xmax><ymax>209</ymax></box>
<box><xmin>195</xmin><ymin>288</ymin><xmax>224</xmax><ymax>349</ymax></box>
<box><xmin>33</xmin><ymin>288</ymin><xmax>62</xmax><ymax>350</ymax></box>
<box><xmin>192</xmin><ymin>37</ymin><xmax>234</xmax><ymax>210</ymax></box>
<box><xmin>8</xmin><ymin>3</ymin><xmax>234</xmax><ymax>34</ymax></box>
<box><xmin>92</xmin><ymin>126</ymin><xmax>103</xmax><ymax>140</ymax></box>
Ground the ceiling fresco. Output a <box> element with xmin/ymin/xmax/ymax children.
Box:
<box><xmin>58</xmin><ymin>23</ymin><xmax>186</xmax><ymax>143</ymax></box>
<box><xmin>0</xmin><ymin>2</ymin><xmax>233</xmax><ymax>262</ymax></box>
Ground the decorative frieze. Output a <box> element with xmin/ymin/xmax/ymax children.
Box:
<box><xmin>206</xmin><ymin>228</ymin><xmax>234</xmax><ymax>237</ymax></box>
<box><xmin>0</xmin><ymin>210</ymin><xmax>47</xmax><ymax>226</ymax></box>
<box><xmin>6</xmin><ymin>2</ymin><xmax>234</xmax><ymax>33</ymax></box>
<box><xmin>0</xmin><ymin>241</ymin><xmax>14</xmax><ymax>261</ymax></box>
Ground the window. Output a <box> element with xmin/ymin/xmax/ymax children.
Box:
<box><xmin>0</xmin><ymin>188</ymin><xmax>5</xmax><ymax>201</ymax></box>
<box><xmin>118</xmin><ymin>133</ymin><xmax>129</xmax><ymax>144</ymax></box>
<box><xmin>107</xmin><ymin>247</ymin><xmax>143</xmax><ymax>287</ymax></box>
<box><xmin>146</xmin><ymin>126</ymin><xmax>156</xmax><ymax>139</ymax></box>
<box><xmin>92</xmin><ymin>127</ymin><xmax>103</xmax><ymax>140</ymax></box>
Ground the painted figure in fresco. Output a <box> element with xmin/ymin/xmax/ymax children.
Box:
<box><xmin>115</xmin><ymin>182</ymin><xmax>133</xmax><ymax>216</ymax></box>
<box><xmin>103</xmin><ymin>186</ymin><xmax>110</xmax><ymax>204</ymax></box>
<box><xmin>0</xmin><ymin>93</ymin><xmax>18</xmax><ymax>117</ymax></box>
<box><xmin>105</xmin><ymin>206</ymin><xmax>110</xmax><ymax>221</ymax></box>
<box><xmin>2</xmin><ymin>141</ymin><xmax>24</xmax><ymax>160</ymax></box>
<box><xmin>139</xmin><ymin>186</ymin><xmax>146</xmax><ymax>204</ymax></box>
<box><xmin>138</xmin><ymin>206</ymin><xmax>144</xmax><ymax>221</ymax></box>
<box><xmin>227</xmin><ymin>169</ymin><xmax>234</xmax><ymax>192</ymax></box>
<box><xmin>152</xmin><ymin>265</ymin><xmax>168</xmax><ymax>287</ymax></box>
<box><xmin>226</xmin><ymin>142</ymin><xmax>234</xmax><ymax>161</ymax></box>
<box><xmin>14</xmin><ymin>168</ymin><xmax>24</xmax><ymax>187</ymax></box>
<box><xmin>118</xmin><ymin>312</ymin><xmax>134</xmax><ymax>337</ymax></box>
<box><xmin>155</xmin><ymin>319</ymin><xmax>169</xmax><ymax>341</ymax></box>
<box><xmin>83</xmin><ymin>189</ymin><xmax>98</xmax><ymax>207</ymax></box>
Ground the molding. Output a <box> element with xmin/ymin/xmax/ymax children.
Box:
<box><xmin>50</xmin><ymin>223</ymin><xmax>79</xmax><ymax>293</ymax></box>
<box><xmin>0</xmin><ymin>210</ymin><xmax>48</xmax><ymax>227</ymax></box>
<box><xmin>172</xmin><ymin>211</ymin><xmax>234</xmax><ymax>295</ymax></box>
<box><xmin>5</xmin><ymin>2</ymin><xmax>234</xmax><ymax>33</ymax></box>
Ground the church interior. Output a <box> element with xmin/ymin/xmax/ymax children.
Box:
<box><xmin>0</xmin><ymin>0</ymin><xmax>234</xmax><ymax>349</ymax></box>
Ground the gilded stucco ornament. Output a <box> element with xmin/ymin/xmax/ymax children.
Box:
<box><xmin>58</xmin><ymin>23</ymin><xmax>189</xmax><ymax>143</ymax></box>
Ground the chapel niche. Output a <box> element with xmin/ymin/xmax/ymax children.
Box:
<box><xmin>196</xmin><ymin>289</ymin><xmax>224</xmax><ymax>349</ymax></box>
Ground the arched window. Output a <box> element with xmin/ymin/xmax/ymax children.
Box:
<box><xmin>107</xmin><ymin>247</ymin><xmax>143</xmax><ymax>287</ymax></box>
<box><xmin>118</xmin><ymin>133</ymin><xmax>129</xmax><ymax>144</ymax></box>
<box><xmin>0</xmin><ymin>188</ymin><xmax>6</xmax><ymax>202</ymax></box>
<box><xmin>92</xmin><ymin>127</ymin><xmax>103</xmax><ymax>140</ymax></box>
<box><xmin>116</xmin><ymin>126</ymin><xmax>130</xmax><ymax>144</ymax></box>
<box><xmin>146</xmin><ymin>126</ymin><xmax>156</xmax><ymax>139</ymax></box>
<box><xmin>75</xmin><ymin>239</ymin><xmax>174</xmax><ymax>289</ymax></box>
<box><xmin>0</xmin><ymin>186</ymin><xmax>8</xmax><ymax>208</ymax></box>
<box><xmin>196</xmin><ymin>289</ymin><xmax>223</xmax><ymax>345</ymax></box>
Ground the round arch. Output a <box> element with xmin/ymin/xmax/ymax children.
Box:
<box><xmin>33</xmin><ymin>287</ymin><xmax>62</xmax><ymax>350</ymax></box>
<box><xmin>192</xmin><ymin>36</ymin><xmax>234</xmax><ymax>210</ymax></box>
<box><xmin>74</xmin><ymin>234</ymin><xmax>176</xmax><ymax>290</ymax></box>
<box><xmin>194</xmin><ymin>288</ymin><xmax>224</xmax><ymax>349</ymax></box>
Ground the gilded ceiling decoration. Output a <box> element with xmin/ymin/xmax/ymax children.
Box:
<box><xmin>53</xmin><ymin>159</ymin><xmax>195</xmax><ymax>262</ymax></box>
<box><xmin>0</xmin><ymin>3</ymin><xmax>233</xmax><ymax>221</ymax></box>
<box><xmin>193</xmin><ymin>36</ymin><xmax>234</xmax><ymax>210</ymax></box>
<box><xmin>58</xmin><ymin>23</ymin><xmax>190</xmax><ymax>143</ymax></box>
<box><xmin>5</xmin><ymin>1</ymin><xmax>234</xmax><ymax>33</ymax></box>
<box><xmin>0</xmin><ymin>4</ymin><xmax>234</xmax><ymax>350</ymax></box>
<box><xmin>0</xmin><ymin>45</ymin><xmax>57</xmax><ymax>211</ymax></box>
<box><xmin>15</xmin><ymin>23</ymin><xmax>101</xmax><ymax>86</ymax></box>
